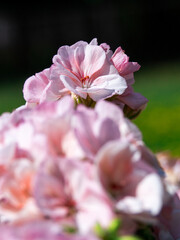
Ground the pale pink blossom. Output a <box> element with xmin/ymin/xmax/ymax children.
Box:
<box><xmin>33</xmin><ymin>157</ymin><xmax>114</xmax><ymax>234</ymax></box>
<box><xmin>10</xmin><ymin>96</ymin><xmax>84</xmax><ymax>160</ymax></box>
<box><xmin>96</xmin><ymin>139</ymin><xmax>168</xmax><ymax>221</ymax></box>
<box><xmin>0</xmin><ymin>97</ymin><xmax>78</xmax><ymax>224</ymax></box>
<box><xmin>0</xmin><ymin>120</ymin><xmax>42</xmax><ymax>223</ymax></box>
<box><xmin>22</xmin><ymin>39</ymin><xmax>147</xmax><ymax>117</ymax></box>
<box><xmin>51</xmin><ymin>39</ymin><xmax>127</xmax><ymax>102</ymax></box>
<box><xmin>0</xmin><ymin>95</ymin><xmax>169</xmax><ymax>238</ymax></box>
<box><xmin>72</xmin><ymin>100</ymin><xmax>143</xmax><ymax>159</ymax></box>
<box><xmin>0</xmin><ymin>143</ymin><xmax>40</xmax><ymax>223</ymax></box>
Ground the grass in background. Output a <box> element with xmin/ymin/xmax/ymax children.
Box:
<box><xmin>0</xmin><ymin>80</ymin><xmax>25</xmax><ymax>114</ymax></box>
<box><xmin>0</xmin><ymin>61</ymin><xmax>180</xmax><ymax>156</ymax></box>
<box><xmin>133</xmin><ymin>61</ymin><xmax>180</xmax><ymax>156</ymax></box>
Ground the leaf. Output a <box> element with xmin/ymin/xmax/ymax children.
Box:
<box><xmin>108</xmin><ymin>218</ymin><xmax>122</xmax><ymax>233</ymax></box>
<box><xmin>94</xmin><ymin>223</ymin><xmax>105</xmax><ymax>238</ymax></box>
<box><xmin>119</xmin><ymin>236</ymin><xmax>142</xmax><ymax>240</ymax></box>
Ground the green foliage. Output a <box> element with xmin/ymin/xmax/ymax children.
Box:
<box><xmin>133</xmin><ymin>61</ymin><xmax>180</xmax><ymax>156</ymax></box>
<box><xmin>63</xmin><ymin>225</ymin><xmax>77</xmax><ymax>234</ymax></box>
<box><xmin>108</xmin><ymin>218</ymin><xmax>122</xmax><ymax>233</ymax></box>
<box><xmin>94</xmin><ymin>219</ymin><xmax>142</xmax><ymax>240</ymax></box>
<box><xmin>0</xmin><ymin>79</ymin><xmax>25</xmax><ymax>114</ymax></box>
<box><xmin>119</xmin><ymin>237</ymin><xmax>142</xmax><ymax>240</ymax></box>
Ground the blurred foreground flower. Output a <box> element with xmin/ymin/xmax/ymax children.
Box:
<box><xmin>0</xmin><ymin>96</ymin><xmax>177</xmax><ymax>239</ymax></box>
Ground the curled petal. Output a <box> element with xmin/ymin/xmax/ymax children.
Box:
<box><xmin>111</xmin><ymin>47</ymin><xmax>140</xmax><ymax>76</ymax></box>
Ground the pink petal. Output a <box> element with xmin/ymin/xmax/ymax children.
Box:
<box><xmin>136</xmin><ymin>173</ymin><xmax>164</xmax><ymax>215</ymax></box>
<box><xmin>89</xmin><ymin>38</ymin><xmax>98</xmax><ymax>45</ymax></box>
<box><xmin>82</xmin><ymin>45</ymin><xmax>106</xmax><ymax>77</ymax></box>
<box><xmin>92</xmin><ymin>74</ymin><xmax>127</xmax><ymax>91</ymax></box>
<box><xmin>60</xmin><ymin>75</ymin><xmax>87</xmax><ymax>99</ymax></box>
<box><xmin>118</xmin><ymin>91</ymin><xmax>148</xmax><ymax>110</ymax></box>
<box><xmin>70</xmin><ymin>40</ymin><xmax>88</xmax><ymax>49</ymax></box>
<box><xmin>41</xmin><ymin>79</ymin><xmax>70</xmax><ymax>102</ymax></box>
<box><xmin>95</xmin><ymin>99</ymin><xmax>124</xmax><ymax>123</ymax></box>
<box><xmin>34</xmin><ymin>166</ymin><xmax>69</xmax><ymax>218</ymax></box>
<box><xmin>116</xmin><ymin>174</ymin><xmax>165</xmax><ymax>217</ymax></box>
<box><xmin>73</xmin><ymin>106</ymin><xmax>99</xmax><ymax>156</ymax></box>
<box><xmin>121</xmin><ymin>62</ymin><xmax>141</xmax><ymax>76</ymax></box>
<box><xmin>23</xmin><ymin>68</ymin><xmax>50</xmax><ymax>104</ymax></box>
<box><xmin>111</xmin><ymin>47</ymin><xmax>140</xmax><ymax>76</ymax></box>
<box><xmin>0</xmin><ymin>220</ymin><xmax>65</xmax><ymax>240</ymax></box>
<box><xmin>88</xmin><ymin>74</ymin><xmax>127</xmax><ymax>101</ymax></box>
<box><xmin>116</xmin><ymin>197</ymin><xmax>143</xmax><ymax>215</ymax></box>
<box><xmin>88</xmin><ymin>88</ymin><xmax>114</xmax><ymax>101</ymax></box>
<box><xmin>77</xmin><ymin>192</ymin><xmax>113</xmax><ymax>234</ymax></box>
<box><xmin>100</xmin><ymin>42</ymin><xmax>111</xmax><ymax>53</ymax></box>
<box><xmin>56</xmin><ymin>45</ymin><xmax>75</xmax><ymax>72</ymax></box>
<box><xmin>93</xmin><ymin>118</ymin><xmax>120</xmax><ymax>146</ymax></box>
<box><xmin>96</xmin><ymin>140</ymin><xmax>134</xmax><ymax>194</ymax></box>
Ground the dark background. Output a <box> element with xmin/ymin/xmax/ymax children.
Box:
<box><xmin>0</xmin><ymin>0</ymin><xmax>180</xmax><ymax>79</ymax></box>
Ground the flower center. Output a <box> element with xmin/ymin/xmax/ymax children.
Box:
<box><xmin>80</xmin><ymin>76</ymin><xmax>90</xmax><ymax>88</ymax></box>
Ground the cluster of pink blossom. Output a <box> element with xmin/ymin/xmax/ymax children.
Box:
<box><xmin>0</xmin><ymin>39</ymin><xmax>180</xmax><ymax>240</ymax></box>
<box><xmin>23</xmin><ymin>38</ymin><xmax>148</xmax><ymax>118</ymax></box>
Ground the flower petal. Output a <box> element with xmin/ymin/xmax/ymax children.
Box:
<box><xmin>111</xmin><ymin>47</ymin><xmax>140</xmax><ymax>76</ymax></box>
<box><xmin>82</xmin><ymin>45</ymin><xmax>106</xmax><ymax>77</ymax></box>
<box><xmin>118</xmin><ymin>91</ymin><xmax>148</xmax><ymax>110</ymax></box>
<box><xmin>23</xmin><ymin>69</ymin><xmax>50</xmax><ymax>104</ymax></box>
<box><xmin>89</xmin><ymin>38</ymin><xmax>98</xmax><ymax>45</ymax></box>
<box><xmin>87</xmin><ymin>88</ymin><xmax>114</xmax><ymax>101</ymax></box>
<box><xmin>136</xmin><ymin>173</ymin><xmax>164</xmax><ymax>215</ymax></box>
<box><xmin>60</xmin><ymin>75</ymin><xmax>87</xmax><ymax>99</ymax></box>
<box><xmin>41</xmin><ymin>79</ymin><xmax>70</xmax><ymax>103</ymax></box>
<box><xmin>87</xmin><ymin>74</ymin><xmax>127</xmax><ymax>100</ymax></box>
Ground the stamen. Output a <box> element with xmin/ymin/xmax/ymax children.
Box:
<box><xmin>80</xmin><ymin>76</ymin><xmax>89</xmax><ymax>83</ymax></box>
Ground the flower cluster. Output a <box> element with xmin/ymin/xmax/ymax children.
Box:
<box><xmin>23</xmin><ymin>39</ymin><xmax>148</xmax><ymax>118</ymax></box>
<box><xmin>0</xmin><ymin>39</ymin><xmax>179</xmax><ymax>240</ymax></box>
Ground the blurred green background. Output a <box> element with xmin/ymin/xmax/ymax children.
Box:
<box><xmin>0</xmin><ymin>61</ymin><xmax>180</xmax><ymax>156</ymax></box>
<box><xmin>133</xmin><ymin>61</ymin><xmax>180</xmax><ymax>156</ymax></box>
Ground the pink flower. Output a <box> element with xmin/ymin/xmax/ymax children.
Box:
<box><xmin>0</xmin><ymin>141</ymin><xmax>40</xmax><ymax>223</ymax></box>
<box><xmin>10</xmin><ymin>96</ymin><xmax>84</xmax><ymax>160</ymax></box>
<box><xmin>72</xmin><ymin>100</ymin><xmax>143</xmax><ymax>159</ymax></box>
<box><xmin>22</xmin><ymin>39</ymin><xmax>147</xmax><ymax>118</ymax></box>
<box><xmin>96</xmin><ymin>139</ymin><xmax>168</xmax><ymax>221</ymax></box>
<box><xmin>0</xmin><ymin>97</ymin><xmax>78</xmax><ymax>223</ymax></box>
<box><xmin>51</xmin><ymin>39</ymin><xmax>127</xmax><ymax>102</ymax></box>
<box><xmin>0</xmin><ymin>94</ymin><xmax>166</xmax><ymax>237</ymax></box>
<box><xmin>33</xmin><ymin>157</ymin><xmax>114</xmax><ymax>234</ymax></box>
